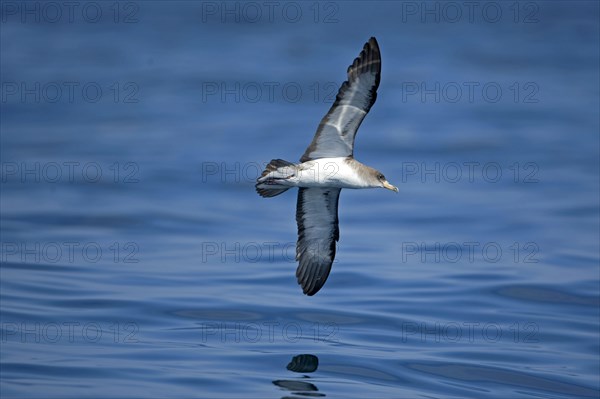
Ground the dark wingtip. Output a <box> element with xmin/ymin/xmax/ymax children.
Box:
<box><xmin>368</xmin><ymin>37</ymin><xmax>379</xmax><ymax>50</ymax></box>
<box><xmin>296</xmin><ymin>259</ymin><xmax>331</xmax><ymax>296</ymax></box>
<box><xmin>347</xmin><ymin>37</ymin><xmax>381</xmax><ymax>89</ymax></box>
<box><xmin>303</xmin><ymin>285</ymin><xmax>320</xmax><ymax>296</ymax></box>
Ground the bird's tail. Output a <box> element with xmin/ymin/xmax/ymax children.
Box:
<box><xmin>256</xmin><ymin>159</ymin><xmax>296</xmax><ymax>198</ymax></box>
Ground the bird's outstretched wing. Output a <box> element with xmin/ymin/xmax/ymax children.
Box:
<box><xmin>300</xmin><ymin>37</ymin><xmax>381</xmax><ymax>162</ymax></box>
<box><xmin>295</xmin><ymin>188</ymin><xmax>341</xmax><ymax>295</ymax></box>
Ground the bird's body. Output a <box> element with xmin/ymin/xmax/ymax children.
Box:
<box><xmin>257</xmin><ymin>157</ymin><xmax>386</xmax><ymax>190</ymax></box>
<box><xmin>256</xmin><ymin>37</ymin><xmax>397</xmax><ymax>296</ymax></box>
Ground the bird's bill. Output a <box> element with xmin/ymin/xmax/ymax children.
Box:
<box><xmin>382</xmin><ymin>180</ymin><xmax>399</xmax><ymax>192</ymax></box>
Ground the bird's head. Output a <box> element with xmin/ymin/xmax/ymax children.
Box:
<box><xmin>375</xmin><ymin>171</ymin><xmax>398</xmax><ymax>192</ymax></box>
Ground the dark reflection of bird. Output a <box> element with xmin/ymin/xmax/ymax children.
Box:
<box><xmin>257</xmin><ymin>37</ymin><xmax>397</xmax><ymax>296</ymax></box>
<box><xmin>286</xmin><ymin>354</ymin><xmax>319</xmax><ymax>373</ymax></box>
<box><xmin>272</xmin><ymin>379</ymin><xmax>320</xmax><ymax>393</ymax></box>
<box><xmin>273</xmin><ymin>354</ymin><xmax>324</xmax><ymax>398</ymax></box>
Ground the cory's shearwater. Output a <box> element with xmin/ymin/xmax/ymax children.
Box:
<box><xmin>256</xmin><ymin>37</ymin><xmax>397</xmax><ymax>296</ymax></box>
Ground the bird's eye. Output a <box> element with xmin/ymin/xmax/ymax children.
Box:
<box><xmin>378</xmin><ymin>174</ymin><xmax>384</xmax><ymax>180</ymax></box>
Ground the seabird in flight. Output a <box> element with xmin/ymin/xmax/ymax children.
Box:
<box><xmin>256</xmin><ymin>37</ymin><xmax>397</xmax><ymax>296</ymax></box>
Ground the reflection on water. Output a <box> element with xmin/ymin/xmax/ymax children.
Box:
<box><xmin>273</xmin><ymin>355</ymin><xmax>323</xmax><ymax>398</ymax></box>
<box><xmin>287</xmin><ymin>354</ymin><xmax>319</xmax><ymax>373</ymax></box>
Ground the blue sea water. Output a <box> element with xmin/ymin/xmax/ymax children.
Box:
<box><xmin>1</xmin><ymin>1</ymin><xmax>599</xmax><ymax>398</ymax></box>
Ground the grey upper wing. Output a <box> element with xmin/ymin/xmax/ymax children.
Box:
<box><xmin>295</xmin><ymin>187</ymin><xmax>341</xmax><ymax>295</ymax></box>
<box><xmin>300</xmin><ymin>37</ymin><xmax>381</xmax><ymax>162</ymax></box>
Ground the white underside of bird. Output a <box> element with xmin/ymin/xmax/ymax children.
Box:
<box><xmin>257</xmin><ymin>157</ymin><xmax>397</xmax><ymax>190</ymax></box>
